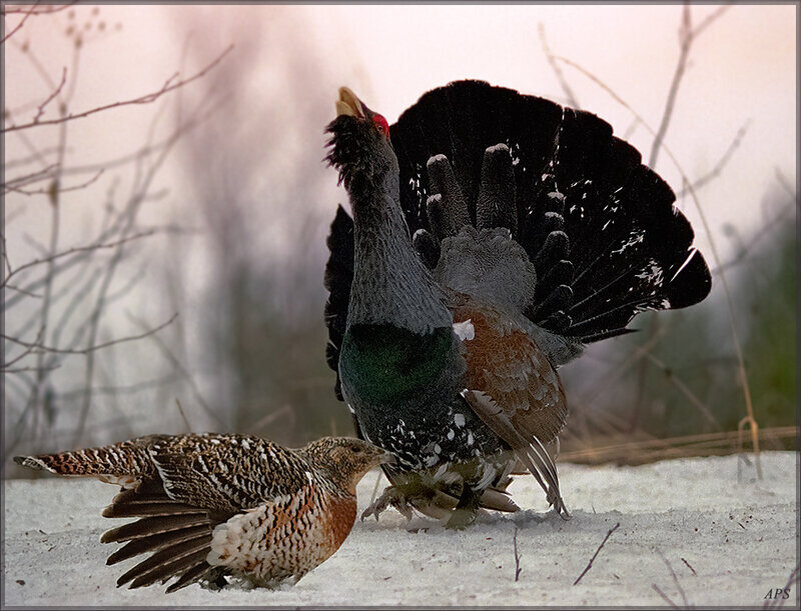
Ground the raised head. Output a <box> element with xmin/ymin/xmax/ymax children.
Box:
<box><xmin>325</xmin><ymin>87</ymin><xmax>397</xmax><ymax>196</ymax></box>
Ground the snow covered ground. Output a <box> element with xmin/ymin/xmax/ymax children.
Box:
<box><xmin>4</xmin><ymin>452</ymin><xmax>797</xmax><ymax>607</ymax></box>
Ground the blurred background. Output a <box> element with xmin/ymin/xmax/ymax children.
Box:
<box><xmin>3</xmin><ymin>4</ymin><xmax>796</xmax><ymax>476</ymax></box>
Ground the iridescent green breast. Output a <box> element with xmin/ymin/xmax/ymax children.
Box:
<box><xmin>339</xmin><ymin>324</ymin><xmax>454</xmax><ymax>405</ymax></box>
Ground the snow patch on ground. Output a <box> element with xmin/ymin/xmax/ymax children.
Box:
<box><xmin>3</xmin><ymin>452</ymin><xmax>798</xmax><ymax>607</ymax></box>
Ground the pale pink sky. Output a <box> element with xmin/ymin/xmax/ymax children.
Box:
<box><xmin>6</xmin><ymin>4</ymin><xmax>796</xmax><ymax>259</ymax></box>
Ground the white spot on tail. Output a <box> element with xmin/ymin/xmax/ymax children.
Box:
<box><xmin>452</xmin><ymin>319</ymin><xmax>475</xmax><ymax>341</ymax></box>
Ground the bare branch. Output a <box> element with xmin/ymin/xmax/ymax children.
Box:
<box><xmin>644</xmin><ymin>352</ymin><xmax>721</xmax><ymax>428</ymax></box>
<box><xmin>2</xmin><ymin>3</ymin><xmax>77</xmax><ymax>17</ymax></box>
<box><xmin>33</xmin><ymin>67</ymin><xmax>68</xmax><ymax>124</ymax></box>
<box><xmin>127</xmin><ymin>312</ymin><xmax>228</xmax><ymax>429</ymax></box>
<box><xmin>676</xmin><ymin>120</ymin><xmax>750</xmax><ymax>197</ymax></box>
<box><xmin>655</xmin><ymin>549</ymin><xmax>688</xmax><ymax>607</ymax></box>
<box><xmin>3</xmin><ymin>283</ymin><xmax>43</xmax><ymax>299</ymax></box>
<box><xmin>4</xmin><ymin>163</ymin><xmax>59</xmax><ymax>190</ymax></box>
<box><xmin>651</xmin><ymin>583</ymin><xmax>678</xmax><ymax>607</ymax></box>
<box><xmin>175</xmin><ymin>398</ymin><xmax>193</xmax><ymax>433</ymax></box>
<box><xmin>2</xmin><ymin>45</ymin><xmax>233</xmax><ymax>134</ymax></box>
<box><xmin>692</xmin><ymin>4</ymin><xmax>732</xmax><ymax>38</ymax></box>
<box><xmin>1</xmin><ymin>229</ymin><xmax>157</xmax><ymax>288</ymax></box>
<box><xmin>5</xmin><ymin>169</ymin><xmax>104</xmax><ymax>197</ymax></box>
<box><xmin>2</xmin><ymin>313</ymin><xmax>178</xmax><ymax>356</ymax></box>
<box><xmin>774</xmin><ymin>168</ymin><xmax>796</xmax><ymax>199</ymax></box>
<box><xmin>0</xmin><ymin>0</ymin><xmax>41</xmax><ymax>44</ymax></box>
<box><xmin>573</xmin><ymin>522</ymin><xmax>620</xmax><ymax>585</ymax></box>
<box><xmin>648</xmin><ymin>4</ymin><xmax>731</xmax><ymax>168</ymax></box>
<box><xmin>4</xmin><ymin>147</ymin><xmax>68</xmax><ymax>171</ymax></box>
<box><xmin>713</xmin><ymin>200</ymin><xmax>794</xmax><ymax>275</ymax></box>
<box><xmin>648</xmin><ymin>5</ymin><xmax>691</xmax><ymax>168</ymax></box>
<box><xmin>512</xmin><ymin>526</ymin><xmax>522</xmax><ymax>582</ymax></box>
<box><xmin>682</xmin><ymin>178</ymin><xmax>762</xmax><ymax>477</ymax></box>
<box><xmin>3</xmin><ymin>364</ymin><xmax>62</xmax><ymax>375</ymax></box>
<box><xmin>538</xmin><ymin>23</ymin><xmax>580</xmax><ymax>109</ymax></box>
<box><xmin>557</xmin><ymin>34</ymin><xmax>760</xmax><ymax>471</ymax></box>
<box><xmin>763</xmin><ymin>565</ymin><xmax>800</xmax><ymax>609</ymax></box>
<box><xmin>58</xmin><ymin>374</ymin><xmax>182</xmax><ymax>399</ymax></box>
<box><xmin>249</xmin><ymin>404</ymin><xmax>293</xmax><ymax>432</ymax></box>
<box><xmin>3</xmin><ymin>329</ymin><xmax>46</xmax><ymax>370</ymax></box>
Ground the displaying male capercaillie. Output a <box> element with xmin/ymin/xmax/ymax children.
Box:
<box><xmin>14</xmin><ymin>434</ymin><xmax>392</xmax><ymax>592</ymax></box>
<box><xmin>324</xmin><ymin>81</ymin><xmax>711</xmax><ymax>528</ymax></box>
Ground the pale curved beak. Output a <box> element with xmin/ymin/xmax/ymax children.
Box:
<box><xmin>378</xmin><ymin>450</ymin><xmax>396</xmax><ymax>466</ymax></box>
<box><xmin>336</xmin><ymin>86</ymin><xmax>365</xmax><ymax>118</ymax></box>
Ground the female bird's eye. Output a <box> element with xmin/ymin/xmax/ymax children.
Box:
<box><xmin>372</xmin><ymin>114</ymin><xmax>389</xmax><ymax>139</ymax></box>
<box><xmin>350</xmin><ymin>445</ymin><xmax>363</xmax><ymax>454</ymax></box>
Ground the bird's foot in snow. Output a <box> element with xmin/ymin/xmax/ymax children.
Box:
<box><xmin>444</xmin><ymin>507</ymin><xmax>478</xmax><ymax>530</ymax></box>
<box><xmin>443</xmin><ymin>485</ymin><xmax>481</xmax><ymax>530</ymax></box>
<box><xmin>361</xmin><ymin>485</ymin><xmax>415</xmax><ymax>522</ymax></box>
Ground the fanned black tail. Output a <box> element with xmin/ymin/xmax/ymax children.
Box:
<box><xmin>389</xmin><ymin>80</ymin><xmax>711</xmax><ymax>348</ymax></box>
<box><xmin>324</xmin><ymin>79</ymin><xmax>712</xmax><ymax>384</ymax></box>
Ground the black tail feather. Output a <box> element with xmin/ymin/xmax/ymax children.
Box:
<box><xmin>121</xmin><ymin>544</ymin><xmax>210</xmax><ymax>589</ymax></box>
<box><xmin>389</xmin><ymin>80</ymin><xmax>711</xmax><ymax>349</ymax></box>
<box><xmin>99</xmin><ymin>473</ymin><xmax>220</xmax><ymax>592</ymax></box>
<box><xmin>323</xmin><ymin>205</ymin><xmax>354</xmax><ymax>401</ymax></box>
<box><xmin>106</xmin><ymin>524</ymin><xmax>211</xmax><ymax>565</ymax></box>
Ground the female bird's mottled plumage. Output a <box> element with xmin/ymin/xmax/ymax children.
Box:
<box><xmin>14</xmin><ymin>434</ymin><xmax>392</xmax><ymax>592</ymax></box>
<box><xmin>323</xmin><ymin>81</ymin><xmax>712</xmax><ymax>527</ymax></box>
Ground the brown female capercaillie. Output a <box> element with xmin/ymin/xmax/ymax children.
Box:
<box><xmin>15</xmin><ymin>434</ymin><xmax>392</xmax><ymax>592</ymax></box>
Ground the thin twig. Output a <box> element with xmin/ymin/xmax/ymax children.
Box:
<box><xmin>2</xmin><ymin>329</ymin><xmax>46</xmax><ymax>370</ymax></box>
<box><xmin>2</xmin><ymin>2</ymin><xmax>77</xmax><ymax>17</ymax></box>
<box><xmin>652</xmin><ymin>583</ymin><xmax>678</xmax><ymax>607</ymax></box>
<box><xmin>2</xmin><ymin>46</ymin><xmax>233</xmax><ymax>134</ymax></box>
<box><xmin>3</xmin><ymin>365</ymin><xmax>61</xmax><ymax>374</ymax></box>
<box><xmin>175</xmin><ymin>398</ymin><xmax>192</xmax><ymax>433</ymax></box>
<box><xmin>249</xmin><ymin>404</ymin><xmax>293</xmax><ymax>432</ymax></box>
<box><xmin>677</xmin><ymin>120</ymin><xmax>751</xmax><ymax>197</ymax></box>
<box><xmin>33</xmin><ymin>67</ymin><xmax>68</xmax><ymax>124</ymax></box>
<box><xmin>556</xmin><ymin>47</ymin><xmax>762</xmax><ymax>478</ymax></box>
<box><xmin>713</xmin><ymin>200</ymin><xmax>794</xmax><ymax>275</ymax></box>
<box><xmin>649</xmin><ymin>4</ymin><xmax>731</xmax><ymax>168</ymax></box>
<box><xmin>680</xmin><ymin>557</ymin><xmax>697</xmax><ymax>576</ymax></box>
<box><xmin>5</xmin><ymin>169</ymin><xmax>104</xmax><ymax>197</ymax></box>
<box><xmin>0</xmin><ymin>0</ymin><xmax>41</xmax><ymax>44</ymax></box>
<box><xmin>512</xmin><ymin>526</ymin><xmax>522</xmax><ymax>582</ymax></box>
<box><xmin>763</xmin><ymin>565</ymin><xmax>800</xmax><ymax>609</ymax></box>
<box><xmin>644</xmin><ymin>352</ymin><xmax>721</xmax><ymax>428</ymax></box>
<box><xmin>538</xmin><ymin>23</ymin><xmax>579</xmax><ymax>109</ymax></box>
<box><xmin>655</xmin><ymin>548</ymin><xmax>688</xmax><ymax>607</ymax></box>
<box><xmin>2</xmin><ymin>230</ymin><xmax>157</xmax><ymax>287</ymax></box>
<box><xmin>573</xmin><ymin>522</ymin><xmax>620</xmax><ymax>585</ymax></box>
<box><xmin>2</xmin><ymin>313</ymin><xmax>178</xmax><ymax>355</ymax></box>
<box><xmin>684</xmin><ymin>177</ymin><xmax>762</xmax><ymax>478</ymax></box>
<box><xmin>127</xmin><ymin>312</ymin><xmax>227</xmax><ymax>428</ymax></box>
<box><xmin>648</xmin><ymin>5</ymin><xmax>692</xmax><ymax>168</ymax></box>
<box><xmin>774</xmin><ymin>168</ymin><xmax>795</xmax><ymax>198</ymax></box>
<box><xmin>57</xmin><ymin>375</ymin><xmax>182</xmax><ymax>399</ymax></box>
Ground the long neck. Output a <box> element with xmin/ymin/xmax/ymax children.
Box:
<box><xmin>347</xmin><ymin>172</ymin><xmax>450</xmax><ymax>333</ymax></box>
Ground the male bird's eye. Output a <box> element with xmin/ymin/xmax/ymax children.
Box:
<box><xmin>372</xmin><ymin>114</ymin><xmax>389</xmax><ymax>139</ymax></box>
<box><xmin>350</xmin><ymin>445</ymin><xmax>363</xmax><ymax>454</ymax></box>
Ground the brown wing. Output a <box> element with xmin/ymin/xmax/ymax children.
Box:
<box><xmin>101</xmin><ymin>476</ymin><xmax>225</xmax><ymax>592</ymax></box>
<box><xmin>101</xmin><ymin>434</ymin><xmax>313</xmax><ymax>592</ymax></box>
<box><xmin>452</xmin><ymin>297</ymin><xmax>569</xmax><ymax>517</ymax></box>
